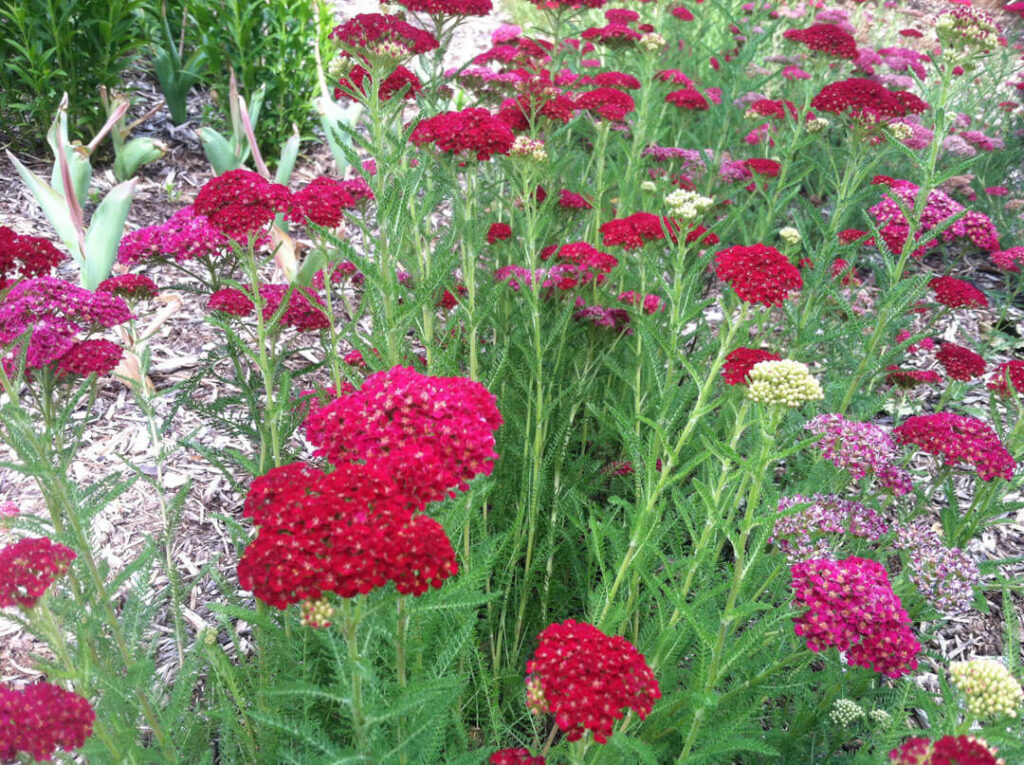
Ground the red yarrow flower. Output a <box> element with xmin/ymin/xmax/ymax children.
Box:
<box><xmin>330</xmin><ymin>13</ymin><xmax>439</xmax><ymax>59</ymax></box>
<box><xmin>193</xmin><ymin>169</ymin><xmax>292</xmax><ymax>240</ymax></box>
<box><xmin>987</xmin><ymin>360</ymin><xmax>1024</xmax><ymax>397</ymax></box>
<box><xmin>287</xmin><ymin>177</ymin><xmax>357</xmax><ymax>227</ymax></box>
<box><xmin>886</xmin><ymin>366</ymin><xmax>943</xmax><ymax>388</ymax></box>
<box><xmin>0</xmin><ymin>227</ymin><xmax>64</xmax><ymax>287</ymax></box>
<box><xmin>935</xmin><ymin>342</ymin><xmax>985</xmax><ymax>381</ymax></box>
<box><xmin>410</xmin><ymin>108</ymin><xmax>515</xmax><ymax>160</ymax></box>
<box><xmin>393</xmin><ymin>0</ymin><xmax>492</xmax><ymax>15</ymax></box>
<box><xmin>97</xmin><ymin>274</ymin><xmax>159</xmax><ymax>301</ymax></box>
<box><xmin>208</xmin><ymin>288</ymin><xmax>256</xmax><ymax>317</ymax></box>
<box><xmin>526</xmin><ymin>619</ymin><xmax>660</xmax><ymax>744</ymax></box>
<box><xmin>791</xmin><ymin>557</ymin><xmax>920</xmax><ymax>678</ymax></box>
<box><xmin>600</xmin><ymin>213</ymin><xmax>678</xmax><ymax>250</ymax></box>
<box><xmin>0</xmin><ymin>682</ymin><xmax>95</xmax><ymax>762</ymax></box>
<box><xmin>665</xmin><ymin>88</ymin><xmax>709</xmax><ymax>110</ymax></box>
<box><xmin>889</xmin><ymin>735</ymin><xmax>1003</xmax><ymax>765</ymax></box>
<box><xmin>744</xmin><ymin>158</ymin><xmax>781</xmax><ymax>177</ymax></box>
<box><xmin>929</xmin><ymin>276</ymin><xmax>988</xmax><ymax>309</ymax></box>
<box><xmin>259</xmin><ymin>284</ymin><xmax>331</xmax><ymax>332</ymax></box>
<box><xmin>714</xmin><ymin>243</ymin><xmax>802</xmax><ymax>306</ymax></box>
<box><xmin>811</xmin><ymin>78</ymin><xmax>929</xmax><ymax>121</ymax></box>
<box><xmin>56</xmin><ymin>339</ymin><xmax>123</xmax><ymax>377</ymax></box>
<box><xmin>722</xmin><ymin>347</ymin><xmax>782</xmax><ymax>385</ymax></box>
<box><xmin>487</xmin><ymin>222</ymin><xmax>513</xmax><ymax>243</ymax></box>
<box><xmin>336</xmin><ymin>64</ymin><xmax>422</xmax><ymax>102</ymax></box>
<box><xmin>575</xmin><ymin>87</ymin><xmax>635</xmax><ymax>121</ymax></box>
<box><xmin>304</xmin><ymin>366</ymin><xmax>503</xmax><ymax>505</ymax></box>
<box><xmin>490</xmin><ymin>749</ymin><xmax>545</xmax><ymax>765</ymax></box>
<box><xmin>0</xmin><ymin>537</ymin><xmax>76</xmax><ymax>609</ymax></box>
<box><xmin>783</xmin><ymin>23</ymin><xmax>858</xmax><ymax>59</ymax></box>
<box><xmin>237</xmin><ymin>461</ymin><xmax>458</xmax><ymax>608</ymax></box>
<box><xmin>894</xmin><ymin>412</ymin><xmax>1015</xmax><ymax>481</ymax></box>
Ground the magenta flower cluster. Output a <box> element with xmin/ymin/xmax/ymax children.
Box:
<box><xmin>804</xmin><ymin>413</ymin><xmax>911</xmax><ymax>495</ymax></box>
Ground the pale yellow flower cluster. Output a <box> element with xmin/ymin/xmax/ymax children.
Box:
<box><xmin>511</xmin><ymin>136</ymin><xmax>548</xmax><ymax>162</ymax></box>
<box><xmin>639</xmin><ymin>33</ymin><xmax>666</xmax><ymax>52</ymax></box>
<box><xmin>746</xmin><ymin>360</ymin><xmax>824</xmax><ymax>407</ymax></box>
<box><xmin>778</xmin><ymin>227</ymin><xmax>802</xmax><ymax>245</ymax></box>
<box><xmin>951</xmin><ymin>658</ymin><xmax>1023</xmax><ymax>719</ymax></box>
<box><xmin>300</xmin><ymin>596</ymin><xmax>335</xmax><ymax>628</ymax></box>
<box><xmin>664</xmin><ymin>189</ymin><xmax>713</xmax><ymax>220</ymax></box>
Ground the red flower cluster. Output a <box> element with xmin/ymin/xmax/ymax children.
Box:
<box><xmin>791</xmin><ymin>557</ymin><xmax>920</xmax><ymax>678</ymax></box>
<box><xmin>990</xmin><ymin>246</ymin><xmax>1024</xmax><ymax>272</ymax></box>
<box><xmin>894</xmin><ymin>413</ymin><xmax>1015</xmax><ymax>481</ymax></box>
<box><xmin>97</xmin><ymin>273</ymin><xmax>159</xmax><ymax>301</ymax></box>
<box><xmin>575</xmin><ymin>87</ymin><xmax>635</xmax><ymax>121</ymax></box>
<box><xmin>665</xmin><ymin>88</ymin><xmax>709</xmax><ymax>110</ymax></box>
<box><xmin>287</xmin><ymin>177</ymin><xmax>357</xmax><ymax>227</ymax></box>
<box><xmin>617</xmin><ymin>291</ymin><xmax>663</xmax><ymax>314</ymax></box>
<box><xmin>936</xmin><ymin>342</ymin><xmax>985</xmax><ymax>381</ymax></box>
<box><xmin>337</xmin><ymin>64</ymin><xmax>422</xmax><ymax>103</ymax></box>
<box><xmin>0</xmin><ymin>682</ymin><xmax>95</xmax><ymax>762</ymax></box>
<box><xmin>394</xmin><ymin>0</ymin><xmax>492</xmax><ymax>14</ymax></box>
<box><xmin>194</xmin><ymin>169</ymin><xmax>292</xmax><ymax>240</ymax></box>
<box><xmin>304</xmin><ymin>366</ymin><xmax>503</xmax><ymax>505</ymax></box>
<box><xmin>487</xmin><ymin>222</ymin><xmax>513</xmax><ymax>243</ymax></box>
<box><xmin>987</xmin><ymin>360</ymin><xmax>1024</xmax><ymax>397</ymax></box>
<box><xmin>581</xmin><ymin>23</ymin><xmax>641</xmax><ymax>46</ymax></box>
<box><xmin>0</xmin><ymin>537</ymin><xmax>76</xmax><ymax>608</ymax></box>
<box><xmin>811</xmin><ymin>78</ymin><xmax>929</xmax><ymax>121</ymax></box>
<box><xmin>714</xmin><ymin>244</ymin><xmax>802</xmax><ymax>306</ymax></box>
<box><xmin>56</xmin><ymin>339</ymin><xmax>123</xmax><ymax>377</ymax></box>
<box><xmin>238</xmin><ymin>461</ymin><xmax>458</xmax><ymax>608</ymax></box>
<box><xmin>490</xmin><ymin>749</ymin><xmax>545</xmax><ymax>765</ymax></box>
<box><xmin>889</xmin><ymin>735</ymin><xmax>1003</xmax><ymax>765</ymax></box>
<box><xmin>558</xmin><ymin>189</ymin><xmax>593</xmax><ymax>210</ymax></box>
<box><xmin>783</xmin><ymin>23</ymin><xmax>858</xmax><ymax>58</ymax></box>
<box><xmin>722</xmin><ymin>347</ymin><xmax>781</xmax><ymax>385</ymax></box>
<box><xmin>928</xmin><ymin>276</ymin><xmax>988</xmax><ymax>309</ymax></box>
<box><xmin>410</xmin><ymin>108</ymin><xmax>515</xmax><ymax>160</ymax></box>
<box><xmin>208</xmin><ymin>288</ymin><xmax>255</xmax><ymax>317</ymax></box>
<box><xmin>260</xmin><ymin>285</ymin><xmax>331</xmax><ymax>332</ymax></box>
<box><xmin>886</xmin><ymin>367</ymin><xmax>943</xmax><ymax>388</ymax></box>
<box><xmin>744</xmin><ymin>158</ymin><xmax>781</xmax><ymax>177</ymax></box>
<box><xmin>600</xmin><ymin>213</ymin><xmax>678</xmax><ymax>250</ymax></box>
<box><xmin>0</xmin><ymin>227</ymin><xmax>64</xmax><ymax>287</ymax></box>
<box><xmin>525</xmin><ymin>619</ymin><xmax>660</xmax><ymax>744</ymax></box>
<box><xmin>330</xmin><ymin>13</ymin><xmax>439</xmax><ymax>59</ymax></box>
<box><xmin>746</xmin><ymin>99</ymin><xmax>799</xmax><ymax>121</ymax></box>
<box><xmin>527</xmin><ymin>0</ymin><xmax>604</xmax><ymax>7</ymax></box>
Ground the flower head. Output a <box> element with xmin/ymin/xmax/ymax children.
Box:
<box><xmin>0</xmin><ymin>682</ymin><xmax>95</xmax><ymax>762</ymax></box>
<box><xmin>410</xmin><ymin>108</ymin><xmax>515</xmax><ymax>161</ymax></box>
<box><xmin>783</xmin><ymin>23</ymin><xmax>858</xmax><ymax>59</ymax></box>
<box><xmin>490</xmin><ymin>749</ymin><xmax>545</xmax><ymax>765</ymax></box>
<box><xmin>714</xmin><ymin>244</ymin><xmax>802</xmax><ymax>306</ymax></box>
<box><xmin>97</xmin><ymin>274</ymin><xmax>159</xmax><ymax>301</ymax></box>
<box><xmin>889</xmin><ymin>735</ymin><xmax>1004</xmax><ymax>765</ymax></box>
<box><xmin>746</xmin><ymin>359</ymin><xmax>823</xmax><ymax>407</ymax></box>
<box><xmin>894</xmin><ymin>521</ymin><xmax>979</xmax><ymax>613</ymax></box>
<box><xmin>811</xmin><ymin>78</ymin><xmax>929</xmax><ymax>122</ymax></box>
<box><xmin>526</xmin><ymin>619</ymin><xmax>660</xmax><ymax>744</ymax></box>
<box><xmin>929</xmin><ymin>276</ymin><xmax>988</xmax><ymax>309</ymax></box>
<box><xmin>287</xmin><ymin>177</ymin><xmax>356</xmax><ymax>227</ymax></box>
<box><xmin>886</xmin><ymin>367</ymin><xmax>943</xmax><ymax>388</ymax></box>
<box><xmin>773</xmin><ymin>494</ymin><xmax>888</xmax><ymax>562</ymax></box>
<box><xmin>56</xmin><ymin>339</ymin><xmax>123</xmax><ymax>377</ymax></box>
<box><xmin>0</xmin><ymin>227</ymin><xmax>64</xmax><ymax>287</ymax></box>
<box><xmin>600</xmin><ymin>213</ymin><xmax>678</xmax><ymax>250</ymax></box>
<box><xmin>791</xmin><ymin>556</ymin><xmax>920</xmax><ymax>678</ymax></box>
<box><xmin>304</xmin><ymin>366</ymin><xmax>503</xmax><ymax>505</ymax></box>
<box><xmin>805</xmin><ymin>414</ymin><xmax>911</xmax><ymax>494</ymax></box>
<box><xmin>331</xmin><ymin>13</ymin><xmax>439</xmax><ymax>60</ymax></box>
<box><xmin>987</xmin><ymin>361</ymin><xmax>1024</xmax><ymax>397</ymax></box>
<box><xmin>208</xmin><ymin>288</ymin><xmax>256</xmax><ymax>317</ymax></box>
<box><xmin>722</xmin><ymin>347</ymin><xmax>781</xmax><ymax>385</ymax></box>
<box><xmin>893</xmin><ymin>412</ymin><xmax>1014</xmax><ymax>482</ymax></box>
<box><xmin>950</xmin><ymin>659</ymin><xmax>1023</xmax><ymax>719</ymax></box>
<box><xmin>936</xmin><ymin>342</ymin><xmax>985</xmax><ymax>381</ymax></box>
<box><xmin>193</xmin><ymin>170</ymin><xmax>292</xmax><ymax>240</ymax></box>
<box><xmin>0</xmin><ymin>537</ymin><xmax>76</xmax><ymax>608</ymax></box>
<box><xmin>393</xmin><ymin>0</ymin><xmax>492</xmax><ymax>15</ymax></box>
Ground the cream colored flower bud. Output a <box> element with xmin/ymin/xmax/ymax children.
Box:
<box><xmin>779</xmin><ymin>227</ymin><xmax>801</xmax><ymax>245</ymax></box>
<box><xmin>511</xmin><ymin>136</ymin><xmax>548</xmax><ymax>162</ymax></box>
<box><xmin>640</xmin><ymin>180</ymin><xmax>658</xmax><ymax>193</ymax></box>
<box><xmin>639</xmin><ymin>33</ymin><xmax>666</xmax><ymax>52</ymax></box>
<box><xmin>746</xmin><ymin>360</ymin><xmax>824</xmax><ymax>407</ymax></box>
<box><xmin>665</xmin><ymin>188</ymin><xmax>713</xmax><ymax>220</ymax></box>
<box><xmin>806</xmin><ymin>118</ymin><xmax>830</xmax><ymax>134</ymax></box>
<box><xmin>829</xmin><ymin>699</ymin><xmax>864</xmax><ymax>727</ymax></box>
<box><xmin>300</xmin><ymin>596</ymin><xmax>335</xmax><ymax>628</ymax></box>
<box><xmin>867</xmin><ymin>709</ymin><xmax>891</xmax><ymax>728</ymax></box>
<box><xmin>951</xmin><ymin>658</ymin><xmax>1023</xmax><ymax>719</ymax></box>
<box><xmin>887</xmin><ymin>122</ymin><xmax>914</xmax><ymax>141</ymax></box>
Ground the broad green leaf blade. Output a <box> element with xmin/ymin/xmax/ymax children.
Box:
<box><xmin>83</xmin><ymin>179</ymin><xmax>137</xmax><ymax>289</ymax></box>
<box><xmin>6</xmin><ymin>150</ymin><xmax>84</xmax><ymax>264</ymax></box>
<box><xmin>198</xmin><ymin>127</ymin><xmax>241</xmax><ymax>175</ymax></box>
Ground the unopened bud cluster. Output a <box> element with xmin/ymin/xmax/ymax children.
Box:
<box><xmin>950</xmin><ymin>658</ymin><xmax>1023</xmax><ymax>719</ymax></box>
<box><xmin>936</xmin><ymin>7</ymin><xmax>1000</xmax><ymax>53</ymax></box>
<box><xmin>830</xmin><ymin>699</ymin><xmax>864</xmax><ymax>727</ymax></box>
<box><xmin>747</xmin><ymin>360</ymin><xmax>824</xmax><ymax>407</ymax></box>
<box><xmin>511</xmin><ymin>136</ymin><xmax>548</xmax><ymax>162</ymax></box>
<box><xmin>887</xmin><ymin>122</ymin><xmax>914</xmax><ymax>142</ymax></box>
<box><xmin>806</xmin><ymin>117</ymin><xmax>830</xmax><ymax>133</ymax></box>
<box><xmin>778</xmin><ymin>226</ymin><xmax>802</xmax><ymax>245</ymax></box>
<box><xmin>664</xmin><ymin>189</ymin><xmax>713</xmax><ymax>220</ymax></box>
<box><xmin>639</xmin><ymin>33</ymin><xmax>666</xmax><ymax>52</ymax></box>
<box><xmin>300</xmin><ymin>596</ymin><xmax>335</xmax><ymax>628</ymax></box>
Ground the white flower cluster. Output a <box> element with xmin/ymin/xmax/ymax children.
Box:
<box><xmin>778</xmin><ymin>227</ymin><xmax>801</xmax><ymax>245</ymax></box>
<box><xmin>511</xmin><ymin>136</ymin><xmax>548</xmax><ymax>162</ymax></box>
<box><xmin>951</xmin><ymin>658</ymin><xmax>1023</xmax><ymax>719</ymax></box>
<box><xmin>746</xmin><ymin>360</ymin><xmax>824</xmax><ymax>407</ymax></box>
<box><xmin>639</xmin><ymin>33</ymin><xmax>666</xmax><ymax>52</ymax></box>
<box><xmin>829</xmin><ymin>699</ymin><xmax>864</xmax><ymax>727</ymax></box>
<box><xmin>936</xmin><ymin>8</ymin><xmax>1000</xmax><ymax>58</ymax></box>
<box><xmin>664</xmin><ymin>188</ymin><xmax>713</xmax><ymax>220</ymax></box>
<box><xmin>886</xmin><ymin>122</ymin><xmax>914</xmax><ymax>142</ymax></box>
<box><xmin>806</xmin><ymin>117</ymin><xmax>830</xmax><ymax>134</ymax></box>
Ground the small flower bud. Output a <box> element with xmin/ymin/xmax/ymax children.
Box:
<box><xmin>778</xmin><ymin>226</ymin><xmax>801</xmax><ymax>245</ymax></box>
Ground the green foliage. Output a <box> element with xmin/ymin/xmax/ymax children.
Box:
<box><xmin>0</xmin><ymin>0</ymin><xmax>144</xmax><ymax>148</ymax></box>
